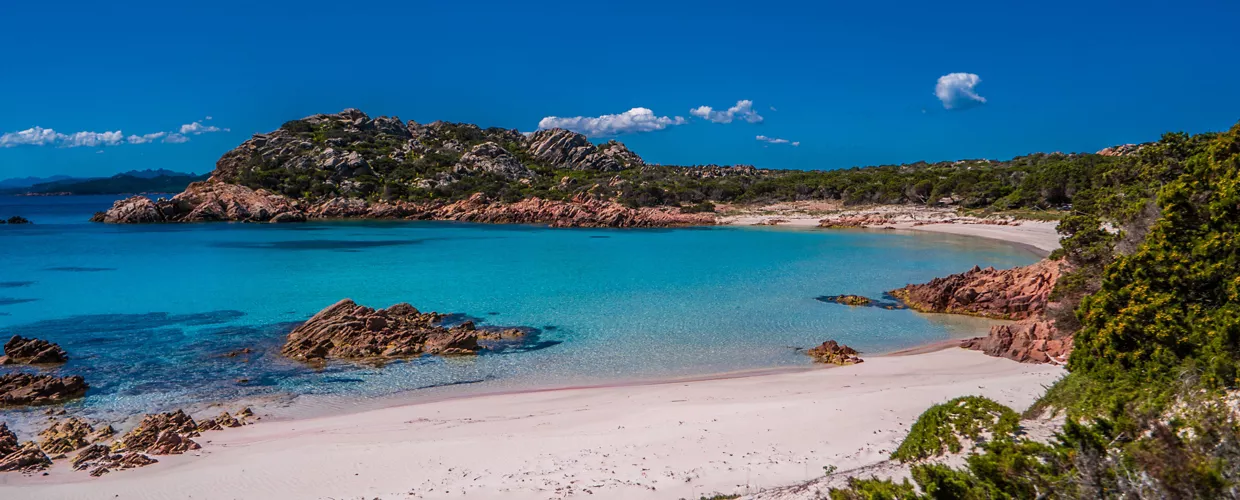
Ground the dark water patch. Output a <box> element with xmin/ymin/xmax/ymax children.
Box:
<box><xmin>0</xmin><ymin>297</ymin><xmax>38</xmax><ymax>306</ymax></box>
<box><xmin>45</xmin><ymin>266</ymin><xmax>116</xmax><ymax>272</ymax></box>
<box><xmin>210</xmin><ymin>239</ymin><xmax>425</xmax><ymax>251</ymax></box>
<box><xmin>543</xmin><ymin>325</ymin><xmax>558</xmax><ymax>331</ymax></box>
<box><xmin>438</xmin><ymin>313</ymin><xmax>486</xmax><ymax>328</ymax></box>
<box><xmin>415</xmin><ymin>377</ymin><xmax>492</xmax><ymax>390</ymax></box>
<box><xmin>486</xmin><ymin>312</ymin><xmax>500</xmax><ymax>316</ymax></box>
<box><xmin>7</xmin><ymin>310</ymin><xmax>246</xmax><ymax>337</ymax></box>
<box><xmin>480</xmin><ymin>327</ymin><xmax>562</xmax><ymax>355</ymax></box>
<box><xmin>318</xmin><ymin>376</ymin><xmax>366</xmax><ymax>385</ymax></box>
<box><xmin>0</xmin><ymin>281</ymin><xmax>35</xmax><ymax>288</ymax></box>
<box><xmin>589</xmin><ymin>235</ymin><xmax>611</xmax><ymax>239</ymax></box>
<box><xmin>0</xmin><ymin>312</ymin><xmax>9</xmax><ymax>316</ymax></box>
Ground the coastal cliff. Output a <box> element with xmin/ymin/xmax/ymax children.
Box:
<box><xmin>91</xmin><ymin>109</ymin><xmax>710</xmax><ymax>227</ymax></box>
<box><xmin>891</xmin><ymin>259</ymin><xmax>1072</xmax><ymax>364</ymax></box>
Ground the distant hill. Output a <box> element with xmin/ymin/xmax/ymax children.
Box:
<box><xmin>117</xmin><ymin>169</ymin><xmax>196</xmax><ymax>179</ymax></box>
<box><xmin>1</xmin><ymin>172</ymin><xmax>208</xmax><ymax>195</ymax></box>
<box><xmin>0</xmin><ymin>175</ymin><xmax>80</xmax><ymax>189</ymax></box>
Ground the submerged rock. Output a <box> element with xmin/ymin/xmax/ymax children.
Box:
<box><xmin>888</xmin><ymin>259</ymin><xmax>1063</xmax><ymax>320</ymax></box>
<box><xmin>0</xmin><ymin>373</ymin><xmax>88</xmax><ymax>407</ymax></box>
<box><xmin>282</xmin><ymin>299</ymin><xmax>482</xmax><ymax>361</ymax></box>
<box><xmin>4</xmin><ymin>216</ymin><xmax>32</xmax><ymax>225</ymax></box>
<box><xmin>818</xmin><ymin>294</ymin><xmax>872</xmax><ymax>306</ymax></box>
<box><xmin>805</xmin><ymin>340</ymin><xmax>863</xmax><ymax>365</ymax></box>
<box><xmin>0</xmin><ymin>335</ymin><xmax>69</xmax><ymax>365</ymax></box>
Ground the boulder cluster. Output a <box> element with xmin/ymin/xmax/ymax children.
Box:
<box><xmin>887</xmin><ymin>259</ymin><xmax>1062</xmax><ymax>320</ymax></box>
<box><xmin>805</xmin><ymin>340</ymin><xmax>864</xmax><ymax>365</ymax></box>
<box><xmin>0</xmin><ymin>408</ymin><xmax>252</xmax><ymax>476</ymax></box>
<box><xmin>0</xmin><ymin>373</ymin><xmax>88</xmax><ymax>407</ymax></box>
<box><xmin>0</xmin><ymin>216</ymin><xmax>32</xmax><ymax>225</ymax></box>
<box><xmin>283</xmin><ymin>299</ymin><xmax>490</xmax><ymax>361</ymax></box>
<box><xmin>0</xmin><ymin>335</ymin><xmax>68</xmax><ymax>365</ymax></box>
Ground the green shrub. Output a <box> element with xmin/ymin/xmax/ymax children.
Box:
<box><xmin>891</xmin><ymin>396</ymin><xmax>1020</xmax><ymax>462</ymax></box>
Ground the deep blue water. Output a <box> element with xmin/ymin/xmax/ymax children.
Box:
<box><xmin>0</xmin><ymin>195</ymin><xmax>1038</xmax><ymax>428</ymax></box>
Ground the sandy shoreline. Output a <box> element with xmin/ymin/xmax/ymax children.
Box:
<box><xmin>719</xmin><ymin>202</ymin><xmax>1062</xmax><ymax>256</ymax></box>
<box><xmin>0</xmin><ymin>212</ymin><xmax>1064</xmax><ymax>499</ymax></box>
<box><xmin>1</xmin><ymin>349</ymin><xmax>1063</xmax><ymax>500</ymax></box>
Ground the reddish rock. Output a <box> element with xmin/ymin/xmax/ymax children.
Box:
<box><xmin>0</xmin><ymin>423</ymin><xmax>18</xmax><ymax>457</ymax></box>
<box><xmin>196</xmin><ymin>412</ymin><xmax>243</xmax><ymax>432</ymax></box>
<box><xmin>282</xmin><ymin>299</ymin><xmax>483</xmax><ymax>361</ymax></box>
<box><xmin>72</xmin><ymin>445</ymin><xmax>158</xmax><ymax>476</ymax></box>
<box><xmin>116</xmin><ymin>410</ymin><xmax>199</xmax><ymax>454</ymax></box>
<box><xmin>888</xmin><ymin>259</ymin><xmax>1063</xmax><ymax>320</ymax></box>
<box><xmin>38</xmin><ymin>417</ymin><xmax>97</xmax><ymax>454</ymax></box>
<box><xmin>0</xmin><ymin>373</ymin><xmax>88</xmax><ymax>407</ymax></box>
<box><xmin>0</xmin><ymin>335</ymin><xmax>68</xmax><ymax>365</ymax></box>
<box><xmin>818</xmin><ymin>214</ymin><xmax>892</xmax><ymax>228</ymax></box>
<box><xmin>963</xmin><ymin>318</ymin><xmax>1072</xmax><ymax>364</ymax></box>
<box><xmin>819</xmin><ymin>294</ymin><xmax>872</xmax><ymax>306</ymax></box>
<box><xmin>0</xmin><ymin>442</ymin><xmax>51</xmax><ymax>472</ymax></box>
<box><xmin>805</xmin><ymin>341</ymin><xmax>864</xmax><ymax>365</ymax></box>
<box><xmin>425</xmin><ymin>193</ymin><xmax>714</xmax><ymax>228</ymax></box>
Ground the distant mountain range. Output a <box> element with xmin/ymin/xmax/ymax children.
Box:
<box><xmin>0</xmin><ymin>170</ymin><xmax>207</xmax><ymax>195</ymax></box>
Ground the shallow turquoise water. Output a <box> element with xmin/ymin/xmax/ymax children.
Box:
<box><xmin>0</xmin><ymin>195</ymin><xmax>1038</xmax><ymax>426</ymax></box>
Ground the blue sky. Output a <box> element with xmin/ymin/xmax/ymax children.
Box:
<box><xmin>2</xmin><ymin>0</ymin><xmax>1237</xmax><ymax>179</ymax></box>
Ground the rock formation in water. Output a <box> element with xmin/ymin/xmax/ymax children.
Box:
<box><xmin>0</xmin><ymin>373</ymin><xmax>88</xmax><ymax>407</ymax></box>
<box><xmin>817</xmin><ymin>294</ymin><xmax>873</xmax><ymax>306</ymax></box>
<box><xmin>2</xmin><ymin>216</ymin><xmax>32</xmax><ymax>225</ymax></box>
<box><xmin>90</xmin><ymin>109</ymin><xmax>710</xmax><ymax>228</ymax></box>
<box><xmin>0</xmin><ymin>335</ymin><xmax>68</xmax><ymax>365</ymax></box>
<box><xmin>888</xmin><ymin>259</ymin><xmax>1062</xmax><ymax>320</ymax></box>
<box><xmin>805</xmin><ymin>340</ymin><xmax>863</xmax><ymax>365</ymax></box>
<box><xmin>282</xmin><ymin>299</ymin><xmax>494</xmax><ymax>361</ymax></box>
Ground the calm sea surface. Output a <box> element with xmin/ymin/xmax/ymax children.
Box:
<box><xmin>0</xmin><ymin>195</ymin><xmax>1039</xmax><ymax>430</ymax></box>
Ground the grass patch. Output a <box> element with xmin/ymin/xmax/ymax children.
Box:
<box><xmin>891</xmin><ymin>396</ymin><xmax>1020</xmax><ymax>462</ymax></box>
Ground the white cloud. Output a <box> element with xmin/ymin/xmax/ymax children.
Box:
<box><xmin>179</xmin><ymin>120</ymin><xmax>226</xmax><ymax>135</ymax></box>
<box><xmin>2</xmin><ymin>117</ymin><xmax>228</xmax><ymax>149</ymax></box>
<box><xmin>0</xmin><ymin>127</ymin><xmax>123</xmax><ymax>148</ymax></box>
<box><xmin>127</xmin><ymin>132</ymin><xmax>167</xmax><ymax>144</ymax></box>
<box><xmin>538</xmin><ymin>107</ymin><xmax>687</xmax><ymax>136</ymax></box>
<box><xmin>689</xmin><ymin>100</ymin><xmax>764</xmax><ymax>124</ymax></box>
<box><xmin>935</xmin><ymin>73</ymin><xmax>987</xmax><ymax>110</ymax></box>
<box><xmin>756</xmin><ymin>135</ymin><xmax>799</xmax><ymax>146</ymax></box>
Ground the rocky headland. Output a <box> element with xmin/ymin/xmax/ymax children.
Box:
<box><xmin>91</xmin><ymin>109</ymin><xmax>714</xmax><ymax>228</ymax></box>
<box><xmin>281</xmin><ymin>299</ymin><xmax>529</xmax><ymax>362</ymax></box>
<box><xmin>889</xmin><ymin>259</ymin><xmax>1072</xmax><ymax>364</ymax></box>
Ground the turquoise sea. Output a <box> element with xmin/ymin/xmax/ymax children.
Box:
<box><xmin>0</xmin><ymin>195</ymin><xmax>1039</xmax><ymax>430</ymax></box>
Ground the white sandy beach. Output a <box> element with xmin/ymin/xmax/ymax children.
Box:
<box><xmin>1</xmin><ymin>348</ymin><xmax>1063</xmax><ymax>500</ymax></box>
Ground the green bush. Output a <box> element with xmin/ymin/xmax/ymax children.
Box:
<box><xmin>891</xmin><ymin>396</ymin><xmax>1020</xmax><ymax>462</ymax></box>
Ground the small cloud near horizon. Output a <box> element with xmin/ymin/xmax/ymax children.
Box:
<box><xmin>538</xmin><ymin>107</ymin><xmax>687</xmax><ymax>136</ymax></box>
<box><xmin>756</xmin><ymin>135</ymin><xmax>799</xmax><ymax>146</ymax></box>
<box><xmin>935</xmin><ymin>73</ymin><xmax>987</xmax><ymax>110</ymax></box>
<box><xmin>1</xmin><ymin>118</ymin><xmax>229</xmax><ymax>148</ymax></box>
<box><xmin>689</xmin><ymin>100</ymin><xmax>764</xmax><ymax>124</ymax></box>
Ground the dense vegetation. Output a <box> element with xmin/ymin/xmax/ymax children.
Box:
<box><xmin>826</xmin><ymin>122</ymin><xmax>1240</xmax><ymax>499</ymax></box>
<box><xmin>224</xmin><ymin>112</ymin><xmax>1160</xmax><ymax>215</ymax></box>
<box><xmin>890</xmin><ymin>396</ymin><xmax>1020</xmax><ymax>463</ymax></box>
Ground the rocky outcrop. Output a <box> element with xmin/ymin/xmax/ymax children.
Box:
<box><xmin>37</xmin><ymin>417</ymin><xmax>99</xmax><ymax>454</ymax></box>
<box><xmin>0</xmin><ymin>441</ymin><xmax>51</xmax><ymax>472</ymax></box>
<box><xmin>963</xmin><ymin>318</ymin><xmax>1071</xmax><ymax>364</ymax></box>
<box><xmin>0</xmin><ymin>373</ymin><xmax>88</xmax><ymax>407</ymax></box>
<box><xmin>0</xmin><ymin>423</ymin><xmax>18</xmax><ymax>459</ymax></box>
<box><xmin>818</xmin><ymin>214</ymin><xmax>892</xmax><ymax>228</ymax></box>
<box><xmin>424</xmin><ymin>193</ymin><xmax>715</xmax><ymax>228</ymax></box>
<box><xmin>72</xmin><ymin>444</ymin><xmax>157</xmax><ymax>476</ymax></box>
<box><xmin>0</xmin><ymin>335</ymin><xmax>68</xmax><ymax>365</ymax></box>
<box><xmin>888</xmin><ymin>259</ymin><xmax>1062</xmax><ymax>320</ymax></box>
<box><xmin>3</xmin><ymin>216</ymin><xmax>32</xmax><ymax>224</ymax></box>
<box><xmin>818</xmin><ymin>294</ymin><xmax>872</xmax><ymax>306</ymax></box>
<box><xmin>196</xmin><ymin>412</ymin><xmax>244</xmax><ymax>432</ymax></box>
<box><xmin>805</xmin><ymin>341</ymin><xmax>863</xmax><ymax>365</ymax></box>
<box><xmin>455</xmin><ymin>142</ymin><xmax>532</xmax><ymax>178</ymax></box>
<box><xmin>282</xmin><ymin>299</ymin><xmax>484</xmax><ymax>361</ymax></box>
<box><xmin>115</xmin><ymin>410</ymin><xmax>201</xmax><ymax>455</ymax></box>
<box><xmin>526</xmin><ymin>130</ymin><xmax>642</xmax><ymax>172</ymax></box>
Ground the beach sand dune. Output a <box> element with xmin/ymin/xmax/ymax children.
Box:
<box><xmin>2</xmin><ymin>349</ymin><xmax>1062</xmax><ymax>500</ymax></box>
